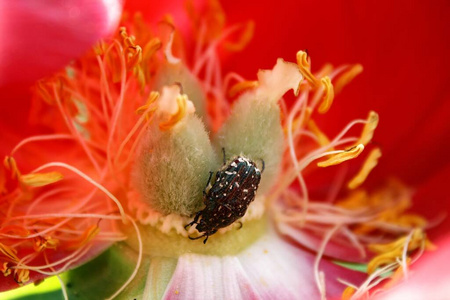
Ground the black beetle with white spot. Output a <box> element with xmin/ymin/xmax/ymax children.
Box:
<box><xmin>185</xmin><ymin>150</ymin><xmax>264</xmax><ymax>243</ymax></box>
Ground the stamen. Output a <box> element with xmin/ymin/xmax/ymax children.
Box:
<box><xmin>135</xmin><ymin>91</ymin><xmax>160</xmax><ymax>120</ymax></box>
<box><xmin>367</xmin><ymin>228</ymin><xmax>433</xmax><ymax>274</ymax></box>
<box><xmin>334</xmin><ymin>64</ymin><xmax>363</xmax><ymax>94</ymax></box>
<box><xmin>11</xmin><ymin>134</ymin><xmax>75</xmax><ymax>156</ymax></box>
<box><xmin>62</xmin><ymin>225</ymin><xmax>100</xmax><ymax>250</ymax></box>
<box><xmin>296</xmin><ymin>50</ymin><xmax>320</xmax><ymax>87</ymax></box>
<box><xmin>14</xmin><ymin>269</ymin><xmax>29</xmax><ymax>285</ymax></box>
<box><xmin>358</xmin><ymin>111</ymin><xmax>379</xmax><ymax>146</ymax></box>
<box><xmin>2</xmin><ymin>262</ymin><xmax>11</xmax><ymax>276</ymax></box>
<box><xmin>341</xmin><ymin>286</ymin><xmax>356</xmax><ymax>300</ymax></box>
<box><xmin>347</xmin><ymin>148</ymin><xmax>382</xmax><ymax>189</ymax></box>
<box><xmin>31</xmin><ymin>162</ymin><xmax>127</xmax><ymax>223</ymax></box>
<box><xmin>20</xmin><ymin>172</ymin><xmax>64</xmax><ymax>187</ymax></box>
<box><xmin>227</xmin><ymin>80</ymin><xmax>259</xmax><ymax>98</ymax></box>
<box><xmin>33</xmin><ymin>235</ymin><xmax>59</xmax><ymax>252</ymax></box>
<box><xmin>224</xmin><ymin>21</ymin><xmax>255</xmax><ymax>52</ymax></box>
<box><xmin>314</xmin><ymin>225</ymin><xmax>341</xmax><ymax>300</ymax></box>
<box><xmin>318</xmin><ymin>76</ymin><xmax>334</xmax><ymax>114</ymax></box>
<box><xmin>142</xmin><ymin>38</ymin><xmax>162</xmax><ymax>62</ymax></box>
<box><xmin>3</xmin><ymin>156</ymin><xmax>21</xmax><ymax>179</ymax></box>
<box><xmin>317</xmin><ymin>144</ymin><xmax>365</xmax><ymax>167</ymax></box>
<box><xmin>307</xmin><ymin>119</ymin><xmax>331</xmax><ymax>147</ymax></box>
<box><xmin>0</xmin><ymin>242</ymin><xmax>20</xmax><ymax>262</ymax></box>
<box><xmin>119</xmin><ymin>27</ymin><xmax>143</xmax><ymax>68</ymax></box>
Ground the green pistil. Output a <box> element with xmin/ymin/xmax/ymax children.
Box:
<box><xmin>124</xmin><ymin>216</ymin><xmax>268</xmax><ymax>257</ymax></box>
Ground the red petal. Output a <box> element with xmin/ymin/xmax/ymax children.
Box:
<box><xmin>221</xmin><ymin>0</ymin><xmax>450</xmax><ymax>185</ymax></box>
<box><xmin>411</xmin><ymin>162</ymin><xmax>450</xmax><ymax>239</ymax></box>
<box><xmin>0</xmin><ymin>0</ymin><xmax>123</xmax><ymax>88</ymax></box>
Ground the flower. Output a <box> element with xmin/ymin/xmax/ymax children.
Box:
<box><xmin>1</xmin><ymin>1</ymin><xmax>449</xmax><ymax>299</ymax></box>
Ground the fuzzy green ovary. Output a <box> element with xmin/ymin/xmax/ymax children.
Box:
<box><xmin>135</xmin><ymin>115</ymin><xmax>218</xmax><ymax>216</ymax></box>
<box><xmin>215</xmin><ymin>95</ymin><xmax>284</xmax><ymax>194</ymax></box>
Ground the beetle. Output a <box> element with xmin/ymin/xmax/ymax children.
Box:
<box><xmin>185</xmin><ymin>150</ymin><xmax>264</xmax><ymax>243</ymax></box>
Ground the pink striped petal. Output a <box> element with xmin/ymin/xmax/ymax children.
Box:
<box><xmin>162</xmin><ymin>230</ymin><xmax>362</xmax><ymax>299</ymax></box>
<box><xmin>0</xmin><ymin>0</ymin><xmax>122</xmax><ymax>87</ymax></box>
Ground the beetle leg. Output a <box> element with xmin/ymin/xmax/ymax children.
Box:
<box><xmin>188</xmin><ymin>233</ymin><xmax>206</xmax><ymax>240</ymax></box>
<box><xmin>203</xmin><ymin>230</ymin><xmax>217</xmax><ymax>244</ymax></box>
<box><xmin>236</xmin><ymin>221</ymin><xmax>243</xmax><ymax>230</ymax></box>
<box><xmin>259</xmin><ymin>158</ymin><xmax>265</xmax><ymax>173</ymax></box>
<box><xmin>184</xmin><ymin>211</ymin><xmax>202</xmax><ymax>230</ymax></box>
<box><xmin>203</xmin><ymin>171</ymin><xmax>214</xmax><ymax>197</ymax></box>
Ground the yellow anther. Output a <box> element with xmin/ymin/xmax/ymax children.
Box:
<box><xmin>143</xmin><ymin>38</ymin><xmax>162</xmax><ymax>62</ymax></box>
<box><xmin>20</xmin><ymin>172</ymin><xmax>64</xmax><ymax>187</ymax></box>
<box><xmin>335</xmin><ymin>64</ymin><xmax>363</xmax><ymax>94</ymax></box>
<box><xmin>341</xmin><ymin>286</ymin><xmax>356</xmax><ymax>300</ymax></box>
<box><xmin>228</xmin><ymin>80</ymin><xmax>259</xmax><ymax>98</ymax></box>
<box><xmin>225</xmin><ymin>21</ymin><xmax>255</xmax><ymax>52</ymax></box>
<box><xmin>397</xmin><ymin>214</ymin><xmax>427</xmax><ymax>228</ymax></box>
<box><xmin>369</xmin><ymin>229</ymin><xmax>429</xmax><ymax>254</ymax></box>
<box><xmin>119</xmin><ymin>27</ymin><xmax>144</xmax><ymax>70</ymax></box>
<box><xmin>119</xmin><ymin>27</ymin><xmax>136</xmax><ymax>48</ymax></box>
<box><xmin>136</xmin><ymin>91</ymin><xmax>160</xmax><ymax>120</ymax></box>
<box><xmin>14</xmin><ymin>269</ymin><xmax>30</xmax><ymax>285</ymax></box>
<box><xmin>296</xmin><ymin>50</ymin><xmax>320</xmax><ymax>87</ymax></box>
<box><xmin>64</xmin><ymin>225</ymin><xmax>100</xmax><ymax>250</ymax></box>
<box><xmin>367</xmin><ymin>252</ymin><xmax>399</xmax><ymax>274</ymax></box>
<box><xmin>4</xmin><ymin>156</ymin><xmax>21</xmax><ymax>180</ymax></box>
<box><xmin>159</xmin><ymin>95</ymin><xmax>188</xmax><ymax>131</ymax></box>
<box><xmin>2</xmin><ymin>262</ymin><xmax>11</xmax><ymax>276</ymax></box>
<box><xmin>318</xmin><ymin>76</ymin><xmax>334</xmax><ymax>113</ymax></box>
<box><xmin>347</xmin><ymin>147</ymin><xmax>382</xmax><ymax>189</ymax></box>
<box><xmin>307</xmin><ymin>119</ymin><xmax>331</xmax><ymax>147</ymax></box>
<box><xmin>358</xmin><ymin>111</ymin><xmax>379</xmax><ymax>146</ymax></box>
<box><xmin>367</xmin><ymin>229</ymin><xmax>432</xmax><ymax>274</ymax></box>
<box><xmin>317</xmin><ymin>144</ymin><xmax>365</xmax><ymax>167</ymax></box>
<box><xmin>0</xmin><ymin>242</ymin><xmax>19</xmax><ymax>262</ymax></box>
<box><xmin>33</xmin><ymin>236</ymin><xmax>60</xmax><ymax>252</ymax></box>
<box><xmin>127</xmin><ymin>45</ymin><xmax>143</xmax><ymax>67</ymax></box>
<box><xmin>336</xmin><ymin>189</ymin><xmax>369</xmax><ymax>209</ymax></box>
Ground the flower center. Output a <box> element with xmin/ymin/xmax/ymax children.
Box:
<box><xmin>123</xmin><ymin>215</ymin><xmax>268</xmax><ymax>257</ymax></box>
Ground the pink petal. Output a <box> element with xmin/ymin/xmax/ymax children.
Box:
<box><xmin>162</xmin><ymin>230</ymin><xmax>363</xmax><ymax>299</ymax></box>
<box><xmin>0</xmin><ymin>0</ymin><xmax>122</xmax><ymax>87</ymax></box>
<box><xmin>376</xmin><ymin>235</ymin><xmax>450</xmax><ymax>300</ymax></box>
